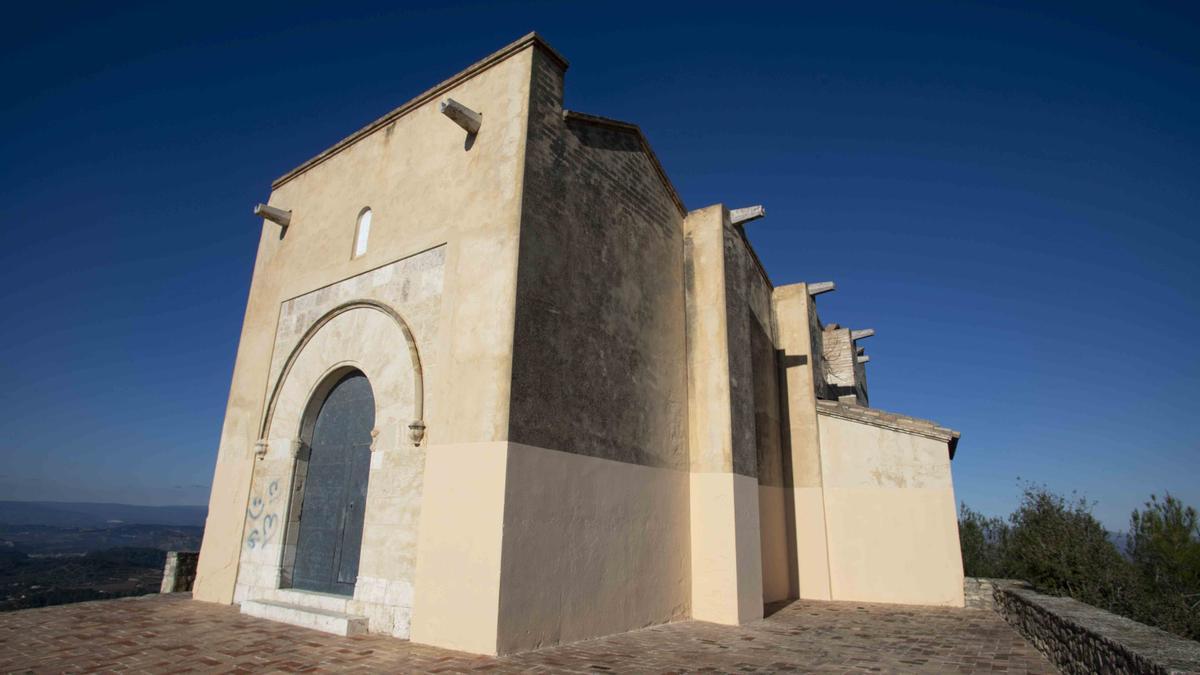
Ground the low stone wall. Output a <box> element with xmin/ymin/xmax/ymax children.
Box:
<box><xmin>991</xmin><ymin>583</ymin><xmax>1200</xmax><ymax>675</ymax></box>
<box><xmin>964</xmin><ymin>577</ymin><xmax>1030</xmax><ymax>610</ymax></box>
<box><xmin>160</xmin><ymin>551</ymin><xmax>200</xmax><ymax>593</ymax></box>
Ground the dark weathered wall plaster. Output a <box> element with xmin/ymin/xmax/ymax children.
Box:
<box><xmin>507</xmin><ymin>48</ymin><xmax>689</xmax><ymax>471</ymax></box>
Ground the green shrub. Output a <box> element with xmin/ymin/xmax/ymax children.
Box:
<box><xmin>1127</xmin><ymin>493</ymin><xmax>1200</xmax><ymax>640</ymax></box>
<box><xmin>959</xmin><ymin>485</ymin><xmax>1200</xmax><ymax>640</ymax></box>
<box><xmin>958</xmin><ymin>503</ymin><xmax>1008</xmax><ymax>578</ymax></box>
<box><xmin>999</xmin><ymin>486</ymin><xmax>1137</xmax><ymax>616</ymax></box>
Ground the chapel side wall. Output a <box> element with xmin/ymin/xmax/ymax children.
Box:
<box><xmin>684</xmin><ymin>206</ymin><xmax>764</xmax><ymax>626</ymax></box>
<box><xmin>773</xmin><ymin>284</ymin><xmax>834</xmax><ymax>601</ymax></box>
<box><xmin>193</xmin><ymin>45</ymin><xmax>536</xmax><ymax>607</ymax></box>
<box><xmin>496</xmin><ymin>47</ymin><xmax>691</xmax><ymax>653</ymax></box>
<box><xmin>734</xmin><ymin>238</ymin><xmax>794</xmax><ymax>604</ymax></box>
<box><xmin>818</xmin><ymin>414</ymin><xmax>965</xmax><ymax>607</ymax></box>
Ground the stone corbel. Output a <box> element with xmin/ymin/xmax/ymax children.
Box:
<box><xmin>369</xmin><ymin>428</ymin><xmax>382</xmax><ymax>453</ymax></box>
<box><xmin>808</xmin><ymin>281</ymin><xmax>836</xmax><ymax>296</ymax></box>
<box><xmin>730</xmin><ymin>205</ymin><xmax>765</xmax><ymax>226</ymax></box>
<box><xmin>253</xmin><ymin>438</ymin><xmax>268</xmax><ymax>461</ymax></box>
<box><xmin>408</xmin><ymin>420</ymin><xmax>426</xmax><ymax>447</ymax></box>
<box><xmin>254</xmin><ymin>204</ymin><xmax>291</xmax><ymax>228</ymax></box>
<box><xmin>440</xmin><ymin>98</ymin><xmax>482</xmax><ymax>135</ymax></box>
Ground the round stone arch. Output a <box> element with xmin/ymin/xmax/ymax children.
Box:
<box><xmin>235</xmin><ymin>300</ymin><xmax>428</xmax><ymax>606</ymax></box>
<box><xmin>261</xmin><ymin>300</ymin><xmax>425</xmax><ymax>452</ymax></box>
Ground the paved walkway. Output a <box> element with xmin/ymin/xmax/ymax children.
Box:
<box><xmin>0</xmin><ymin>594</ymin><xmax>1053</xmax><ymax>673</ymax></box>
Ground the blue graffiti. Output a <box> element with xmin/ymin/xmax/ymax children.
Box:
<box><xmin>246</xmin><ymin>479</ymin><xmax>282</xmax><ymax>549</ymax></box>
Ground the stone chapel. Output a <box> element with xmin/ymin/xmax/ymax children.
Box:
<box><xmin>194</xmin><ymin>33</ymin><xmax>965</xmax><ymax>655</ymax></box>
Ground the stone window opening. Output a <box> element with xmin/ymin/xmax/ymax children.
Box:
<box><xmin>353</xmin><ymin>207</ymin><xmax>372</xmax><ymax>258</ymax></box>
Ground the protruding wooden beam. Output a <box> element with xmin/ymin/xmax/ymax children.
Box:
<box><xmin>856</xmin><ymin>346</ymin><xmax>865</xmax><ymax>356</ymax></box>
<box><xmin>857</xmin><ymin>355</ymin><xmax>871</xmax><ymax>364</ymax></box>
<box><xmin>851</xmin><ymin>328</ymin><xmax>875</xmax><ymax>341</ymax></box>
<box><xmin>440</xmin><ymin>98</ymin><xmax>482</xmax><ymax>134</ymax></box>
<box><xmin>808</xmin><ymin>281</ymin><xmax>836</xmax><ymax>296</ymax></box>
<box><xmin>254</xmin><ymin>204</ymin><xmax>291</xmax><ymax>227</ymax></box>
<box><xmin>730</xmin><ymin>205</ymin><xmax>765</xmax><ymax>225</ymax></box>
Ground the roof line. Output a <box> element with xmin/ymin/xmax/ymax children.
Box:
<box><xmin>816</xmin><ymin>399</ymin><xmax>962</xmax><ymax>459</ymax></box>
<box><xmin>562</xmin><ymin>109</ymin><xmax>687</xmax><ymax>217</ymax></box>
<box><xmin>733</xmin><ymin>223</ymin><xmax>774</xmax><ymax>288</ymax></box>
<box><xmin>272</xmin><ymin>32</ymin><xmax>568</xmax><ymax>190</ymax></box>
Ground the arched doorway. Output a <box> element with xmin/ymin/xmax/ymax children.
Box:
<box><xmin>291</xmin><ymin>370</ymin><xmax>375</xmax><ymax>596</ymax></box>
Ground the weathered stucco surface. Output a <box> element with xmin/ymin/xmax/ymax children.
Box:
<box><xmin>195</xmin><ymin>37</ymin><xmax>536</xmax><ymax>605</ymax></box>
<box><xmin>819</xmin><ymin>413</ymin><xmax>964</xmax><ymax>607</ymax></box>
<box><xmin>683</xmin><ymin>205</ymin><xmax>766</xmax><ymax>625</ymax></box>
<box><xmin>196</xmin><ymin>32</ymin><xmax>967</xmax><ymax>657</ymax></box>
<box><xmin>507</xmin><ymin>48</ymin><xmax>688</xmax><ymax>471</ymax></box>
<box><xmin>773</xmin><ymin>283</ymin><xmax>834</xmax><ymax>601</ymax></box>
<box><xmin>493</xmin><ymin>46</ymin><xmax>693</xmax><ymax>653</ymax></box>
<box><xmin>750</xmin><ymin>276</ymin><xmax>790</xmax><ymax>603</ymax></box>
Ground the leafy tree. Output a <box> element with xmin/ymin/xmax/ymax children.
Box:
<box><xmin>960</xmin><ymin>486</ymin><xmax>1200</xmax><ymax>641</ymax></box>
<box><xmin>958</xmin><ymin>503</ymin><xmax>1008</xmax><ymax>578</ymax></box>
<box><xmin>1127</xmin><ymin>493</ymin><xmax>1200</xmax><ymax>639</ymax></box>
<box><xmin>999</xmin><ymin>485</ymin><xmax>1137</xmax><ymax>615</ymax></box>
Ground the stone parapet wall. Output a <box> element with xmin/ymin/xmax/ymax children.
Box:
<box><xmin>160</xmin><ymin>551</ymin><xmax>199</xmax><ymax>593</ymax></box>
<box><xmin>990</xmin><ymin>582</ymin><xmax>1200</xmax><ymax>674</ymax></box>
<box><xmin>963</xmin><ymin>577</ymin><xmax>1030</xmax><ymax>610</ymax></box>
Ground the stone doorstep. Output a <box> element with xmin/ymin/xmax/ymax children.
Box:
<box><xmin>240</xmin><ymin>598</ymin><xmax>368</xmax><ymax>637</ymax></box>
<box><xmin>268</xmin><ymin>587</ymin><xmax>354</xmax><ymax>613</ymax></box>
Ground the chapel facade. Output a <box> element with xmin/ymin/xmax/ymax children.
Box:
<box><xmin>194</xmin><ymin>33</ymin><xmax>965</xmax><ymax>655</ymax></box>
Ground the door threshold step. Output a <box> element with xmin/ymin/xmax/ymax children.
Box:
<box><xmin>270</xmin><ymin>587</ymin><xmax>353</xmax><ymax>613</ymax></box>
<box><xmin>241</xmin><ymin>598</ymin><xmax>368</xmax><ymax>636</ymax></box>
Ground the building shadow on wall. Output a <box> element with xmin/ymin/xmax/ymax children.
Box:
<box><xmin>777</xmin><ymin>349</ymin><xmax>805</xmax><ymax>604</ymax></box>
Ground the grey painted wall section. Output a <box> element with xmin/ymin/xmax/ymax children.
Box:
<box><xmin>722</xmin><ymin>226</ymin><xmax>762</xmax><ymax>479</ymax></box>
<box><xmin>507</xmin><ymin>47</ymin><xmax>689</xmax><ymax>472</ymax></box>
<box><xmin>751</xmin><ymin>317</ymin><xmax>784</xmax><ymax>488</ymax></box>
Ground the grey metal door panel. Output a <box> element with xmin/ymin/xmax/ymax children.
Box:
<box><xmin>292</xmin><ymin>371</ymin><xmax>375</xmax><ymax>596</ymax></box>
<box><xmin>336</xmin><ymin>442</ymin><xmax>371</xmax><ymax>585</ymax></box>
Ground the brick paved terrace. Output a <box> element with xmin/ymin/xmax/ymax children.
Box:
<box><xmin>0</xmin><ymin>594</ymin><xmax>1054</xmax><ymax>673</ymax></box>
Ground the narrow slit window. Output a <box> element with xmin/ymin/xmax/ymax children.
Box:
<box><xmin>353</xmin><ymin>208</ymin><xmax>372</xmax><ymax>257</ymax></box>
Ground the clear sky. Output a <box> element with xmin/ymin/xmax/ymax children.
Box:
<box><xmin>1</xmin><ymin>1</ymin><xmax>1196</xmax><ymax>530</ymax></box>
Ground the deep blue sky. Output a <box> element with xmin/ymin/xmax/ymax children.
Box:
<box><xmin>1</xmin><ymin>2</ymin><xmax>1196</xmax><ymax>530</ymax></box>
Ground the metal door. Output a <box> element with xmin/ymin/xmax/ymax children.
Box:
<box><xmin>291</xmin><ymin>371</ymin><xmax>374</xmax><ymax>596</ymax></box>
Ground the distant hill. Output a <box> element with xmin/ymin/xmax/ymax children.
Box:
<box><xmin>1108</xmin><ymin>530</ymin><xmax>1131</xmax><ymax>557</ymax></box>
<box><xmin>0</xmin><ymin>501</ymin><xmax>206</xmax><ymax>528</ymax></box>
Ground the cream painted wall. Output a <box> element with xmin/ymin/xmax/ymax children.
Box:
<box><xmin>195</xmin><ymin>38</ymin><xmax>539</xmax><ymax>604</ymax></box>
<box><xmin>818</xmin><ymin>414</ymin><xmax>964</xmax><ymax>607</ymax></box>
<box><xmin>758</xmin><ymin>486</ymin><xmax>794</xmax><ymax>603</ymax></box>
<box><xmin>410</xmin><ymin>442</ymin><xmax>510</xmax><ymax>654</ymax></box>
<box><xmin>683</xmin><ymin>205</ymin><xmax>766</xmax><ymax>622</ymax></box>
<box><xmin>494</xmin><ymin>443</ymin><xmax>690</xmax><ymax>654</ymax></box>
<box><xmin>791</xmin><ymin>487</ymin><xmax>833</xmax><ymax>600</ymax></box>
<box><xmin>773</xmin><ymin>283</ymin><xmax>833</xmax><ymax>601</ymax></box>
<box><xmin>690</xmin><ymin>473</ymin><xmax>764</xmax><ymax>624</ymax></box>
